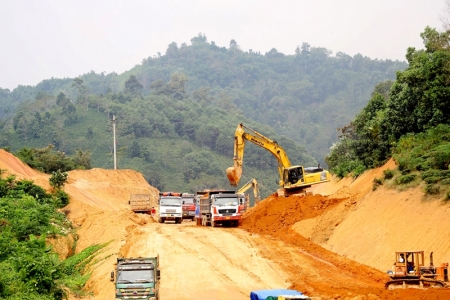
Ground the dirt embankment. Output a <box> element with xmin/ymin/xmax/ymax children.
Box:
<box><xmin>2</xmin><ymin>149</ymin><xmax>450</xmax><ymax>299</ymax></box>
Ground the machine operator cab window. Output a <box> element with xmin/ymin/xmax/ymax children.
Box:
<box><xmin>395</xmin><ymin>252</ymin><xmax>418</xmax><ymax>275</ymax></box>
<box><xmin>284</xmin><ymin>167</ymin><xmax>303</xmax><ymax>185</ymax></box>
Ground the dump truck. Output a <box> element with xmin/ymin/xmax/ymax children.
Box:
<box><xmin>129</xmin><ymin>194</ymin><xmax>152</xmax><ymax>214</ymax></box>
<box><xmin>111</xmin><ymin>256</ymin><xmax>160</xmax><ymax>300</ymax></box>
<box><xmin>249</xmin><ymin>289</ymin><xmax>310</xmax><ymax>300</ymax></box>
<box><xmin>195</xmin><ymin>190</ymin><xmax>242</xmax><ymax>227</ymax></box>
<box><xmin>385</xmin><ymin>250</ymin><xmax>449</xmax><ymax>289</ymax></box>
<box><xmin>181</xmin><ymin>193</ymin><xmax>196</xmax><ymax>221</ymax></box>
<box><xmin>158</xmin><ymin>192</ymin><xmax>183</xmax><ymax>224</ymax></box>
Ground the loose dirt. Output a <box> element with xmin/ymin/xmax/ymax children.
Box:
<box><xmin>1</xmin><ymin>149</ymin><xmax>450</xmax><ymax>299</ymax></box>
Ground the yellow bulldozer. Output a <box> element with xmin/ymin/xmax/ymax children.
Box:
<box><xmin>385</xmin><ymin>250</ymin><xmax>448</xmax><ymax>289</ymax></box>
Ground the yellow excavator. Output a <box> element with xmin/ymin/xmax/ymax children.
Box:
<box><xmin>226</xmin><ymin>123</ymin><xmax>331</xmax><ymax>196</ymax></box>
<box><xmin>237</xmin><ymin>178</ymin><xmax>261</xmax><ymax>208</ymax></box>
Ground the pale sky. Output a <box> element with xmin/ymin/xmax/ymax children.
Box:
<box><xmin>0</xmin><ymin>0</ymin><xmax>445</xmax><ymax>90</ymax></box>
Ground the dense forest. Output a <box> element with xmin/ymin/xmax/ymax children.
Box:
<box><xmin>326</xmin><ymin>27</ymin><xmax>450</xmax><ymax>200</ymax></box>
<box><xmin>0</xmin><ymin>34</ymin><xmax>407</xmax><ymax>199</ymax></box>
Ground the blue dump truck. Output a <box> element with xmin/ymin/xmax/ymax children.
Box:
<box><xmin>111</xmin><ymin>256</ymin><xmax>160</xmax><ymax>300</ymax></box>
<box><xmin>250</xmin><ymin>289</ymin><xmax>310</xmax><ymax>300</ymax></box>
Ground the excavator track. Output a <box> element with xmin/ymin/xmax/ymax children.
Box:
<box><xmin>385</xmin><ymin>278</ymin><xmax>446</xmax><ymax>290</ymax></box>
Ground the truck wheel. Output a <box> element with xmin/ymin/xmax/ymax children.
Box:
<box><xmin>178</xmin><ymin>218</ymin><xmax>182</xmax><ymax>224</ymax></box>
<box><xmin>158</xmin><ymin>217</ymin><xmax>163</xmax><ymax>223</ymax></box>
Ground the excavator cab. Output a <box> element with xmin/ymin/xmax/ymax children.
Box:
<box><xmin>284</xmin><ymin>167</ymin><xmax>304</xmax><ymax>185</ymax></box>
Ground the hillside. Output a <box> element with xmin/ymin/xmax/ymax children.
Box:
<box><xmin>0</xmin><ymin>36</ymin><xmax>407</xmax><ymax>173</ymax></box>
<box><xmin>307</xmin><ymin>159</ymin><xmax>450</xmax><ymax>272</ymax></box>
<box><xmin>1</xmin><ymin>149</ymin><xmax>450</xmax><ymax>299</ymax></box>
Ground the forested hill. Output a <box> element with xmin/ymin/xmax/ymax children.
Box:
<box><xmin>0</xmin><ymin>34</ymin><xmax>407</xmax><ymax>198</ymax></box>
<box><xmin>0</xmin><ymin>34</ymin><xmax>407</xmax><ymax>161</ymax></box>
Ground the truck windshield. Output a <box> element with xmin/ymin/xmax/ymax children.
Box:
<box><xmin>182</xmin><ymin>198</ymin><xmax>195</xmax><ymax>204</ymax></box>
<box><xmin>214</xmin><ymin>197</ymin><xmax>239</xmax><ymax>206</ymax></box>
<box><xmin>160</xmin><ymin>197</ymin><xmax>182</xmax><ymax>206</ymax></box>
<box><xmin>117</xmin><ymin>270</ymin><xmax>154</xmax><ymax>283</ymax></box>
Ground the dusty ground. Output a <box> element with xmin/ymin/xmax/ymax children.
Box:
<box><xmin>1</xmin><ymin>149</ymin><xmax>450</xmax><ymax>299</ymax></box>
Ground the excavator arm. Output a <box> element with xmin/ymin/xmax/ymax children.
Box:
<box><xmin>226</xmin><ymin>123</ymin><xmax>291</xmax><ymax>186</ymax></box>
<box><xmin>237</xmin><ymin>178</ymin><xmax>261</xmax><ymax>202</ymax></box>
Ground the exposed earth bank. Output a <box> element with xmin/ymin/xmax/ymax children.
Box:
<box><xmin>1</xmin><ymin>149</ymin><xmax>450</xmax><ymax>299</ymax></box>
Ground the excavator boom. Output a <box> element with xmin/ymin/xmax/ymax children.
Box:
<box><xmin>226</xmin><ymin>123</ymin><xmax>291</xmax><ymax>186</ymax></box>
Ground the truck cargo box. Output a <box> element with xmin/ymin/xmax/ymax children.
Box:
<box><xmin>129</xmin><ymin>194</ymin><xmax>152</xmax><ymax>213</ymax></box>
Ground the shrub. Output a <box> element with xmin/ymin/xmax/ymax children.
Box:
<box><xmin>383</xmin><ymin>169</ymin><xmax>394</xmax><ymax>180</ymax></box>
<box><xmin>423</xmin><ymin>176</ymin><xmax>440</xmax><ymax>184</ymax></box>
<box><xmin>396</xmin><ymin>174</ymin><xmax>416</xmax><ymax>185</ymax></box>
<box><xmin>49</xmin><ymin>170</ymin><xmax>68</xmax><ymax>190</ymax></box>
<box><xmin>401</xmin><ymin>169</ymin><xmax>411</xmax><ymax>175</ymax></box>
<box><xmin>53</xmin><ymin>189</ymin><xmax>70</xmax><ymax>208</ymax></box>
<box><xmin>424</xmin><ymin>184</ymin><xmax>440</xmax><ymax>195</ymax></box>
<box><xmin>332</xmin><ymin>159</ymin><xmax>366</xmax><ymax>179</ymax></box>
<box><xmin>441</xmin><ymin>178</ymin><xmax>450</xmax><ymax>185</ymax></box>
<box><xmin>372</xmin><ymin>177</ymin><xmax>383</xmax><ymax>191</ymax></box>
<box><xmin>445</xmin><ymin>191</ymin><xmax>450</xmax><ymax>201</ymax></box>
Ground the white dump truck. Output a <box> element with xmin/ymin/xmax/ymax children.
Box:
<box><xmin>195</xmin><ymin>190</ymin><xmax>242</xmax><ymax>227</ymax></box>
<box><xmin>158</xmin><ymin>192</ymin><xmax>183</xmax><ymax>224</ymax></box>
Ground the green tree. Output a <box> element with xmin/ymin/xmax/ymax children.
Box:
<box><xmin>72</xmin><ymin>77</ymin><xmax>88</xmax><ymax>110</ymax></box>
<box><xmin>73</xmin><ymin>149</ymin><xmax>92</xmax><ymax>169</ymax></box>
<box><xmin>129</xmin><ymin>141</ymin><xmax>141</xmax><ymax>158</ymax></box>
<box><xmin>125</xmin><ymin>75</ymin><xmax>143</xmax><ymax>95</ymax></box>
<box><xmin>49</xmin><ymin>169</ymin><xmax>68</xmax><ymax>190</ymax></box>
<box><xmin>383</xmin><ymin>27</ymin><xmax>450</xmax><ymax>141</ymax></box>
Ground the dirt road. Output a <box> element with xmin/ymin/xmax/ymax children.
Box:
<box><xmin>2</xmin><ymin>150</ymin><xmax>450</xmax><ymax>300</ymax></box>
<box><xmin>120</xmin><ymin>220</ymin><xmax>290</xmax><ymax>300</ymax></box>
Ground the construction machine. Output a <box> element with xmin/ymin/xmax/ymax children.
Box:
<box><xmin>237</xmin><ymin>178</ymin><xmax>260</xmax><ymax>210</ymax></box>
<box><xmin>385</xmin><ymin>251</ymin><xmax>448</xmax><ymax>289</ymax></box>
<box><xmin>226</xmin><ymin>123</ymin><xmax>330</xmax><ymax>196</ymax></box>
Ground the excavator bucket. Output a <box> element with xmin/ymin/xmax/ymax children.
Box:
<box><xmin>226</xmin><ymin>166</ymin><xmax>240</xmax><ymax>186</ymax></box>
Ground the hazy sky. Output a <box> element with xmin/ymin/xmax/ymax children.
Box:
<box><xmin>0</xmin><ymin>0</ymin><xmax>445</xmax><ymax>90</ymax></box>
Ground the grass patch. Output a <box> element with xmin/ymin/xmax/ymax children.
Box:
<box><xmin>396</xmin><ymin>174</ymin><xmax>416</xmax><ymax>185</ymax></box>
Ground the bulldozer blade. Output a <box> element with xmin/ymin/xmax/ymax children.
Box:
<box><xmin>226</xmin><ymin>167</ymin><xmax>239</xmax><ymax>186</ymax></box>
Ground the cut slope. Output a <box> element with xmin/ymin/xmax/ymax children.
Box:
<box><xmin>299</xmin><ymin>159</ymin><xmax>450</xmax><ymax>272</ymax></box>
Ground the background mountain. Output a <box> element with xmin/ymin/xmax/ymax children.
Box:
<box><xmin>0</xmin><ymin>34</ymin><xmax>407</xmax><ymax>198</ymax></box>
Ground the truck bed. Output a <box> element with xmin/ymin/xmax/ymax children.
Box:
<box><xmin>129</xmin><ymin>194</ymin><xmax>152</xmax><ymax>212</ymax></box>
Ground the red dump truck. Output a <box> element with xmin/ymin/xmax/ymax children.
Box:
<box><xmin>181</xmin><ymin>193</ymin><xmax>196</xmax><ymax>221</ymax></box>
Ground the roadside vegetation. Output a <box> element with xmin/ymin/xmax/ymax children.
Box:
<box><xmin>326</xmin><ymin>27</ymin><xmax>450</xmax><ymax>199</ymax></box>
<box><xmin>0</xmin><ymin>172</ymin><xmax>108</xmax><ymax>299</ymax></box>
